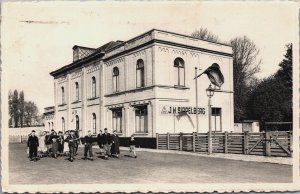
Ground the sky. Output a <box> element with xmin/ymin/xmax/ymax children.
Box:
<box><xmin>1</xmin><ymin>1</ymin><xmax>297</xmax><ymax>113</ymax></box>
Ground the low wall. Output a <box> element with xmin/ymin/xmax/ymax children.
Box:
<box><xmin>9</xmin><ymin>127</ymin><xmax>46</xmax><ymax>136</ymax></box>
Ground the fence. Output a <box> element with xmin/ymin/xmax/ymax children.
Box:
<box><xmin>156</xmin><ymin>131</ymin><xmax>293</xmax><ymax>157</ymax></box>
<box><xmin>9</xmin><ymin>127</ymin><xmax>46</xmax><ymax>143</ymax></box>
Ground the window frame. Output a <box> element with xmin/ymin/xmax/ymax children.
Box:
<box><xmin>173</xmin><ymin>57</ymin><xmax>185</xmax><ymax>87</ymax></box>
<box><xmin>61</xmin><ymin>87</ymin><xmax>65</xmax><ymax>104</ymax></box>
<box><xmin>62</xmin><ymin>117</ymin><xmax>65</xmax><ymax>132</ymax></box>
<box><xmin>136</xmin><ymin>59</ymin><xmax>145</xmax><ymax>88</ymax></box>
<box><xmin>92</xmin><ymin>113</ymin><xmax>96</xmax><ymax>134</ymax></box>
<box><xmin>211</xmin><ymin>107</ymin><xmax>222</xmax><ymax>132</ymax></box>
<box><xmin>134</xmin><ymin>105</ymin><xmax>148</xmax><ymax>133</ymax></box>
<box><xmin>75</xmin><ymin>115</ymin><xmax>79</xmax><ymax>130</ymax></box>
<box><xmin>75</xmin><ymin>82</ymin><xmax>79</xmax><ymax>102</ymax></box>
<box><xmin>112</xmin><ymin>67</ymin><xmax>119</xmax><ymax>93</ymax></box>
<box><xmin>91</xmin><ymin>76</ymin><xmax>96</xmax><ymax>98</ymax></box>
<box><xmin>112</xmin><ymin>108</ymin><xmax>122</xmax><ymax>133</ymax></box>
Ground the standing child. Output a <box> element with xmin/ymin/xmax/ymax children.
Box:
<box><xmin>57</xmin><ymin>131</ymin><xmax>64</xmax><ymax>156</ymax></box>
<box><xmin>63</xmin><ymin>131</ymin><xmax>70</xmax><ymax>156</ymax></box>
<box><xmin>65</xmin><ymin>130</ymin><xmax>78</xmax><ymax>162</ymax></box>
<box><xmin>84</xmin><ymin>130</ymin><xmax>94</xmax><ymax>161</ymax></box>
<box><xmin>129</xmin><ymin>135</ymin><xmax>137</xmax><ymax>158</ymax></box>
<box><xmin>27</xmin><ymin>130</ymin><xmax>39</xmax><ymax>161</ymax></box>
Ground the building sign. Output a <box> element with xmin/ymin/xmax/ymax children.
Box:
<box><xmin>161</xmin><ymin>105</ymin><xmax>206</xmax><ymax>115</ymax></box>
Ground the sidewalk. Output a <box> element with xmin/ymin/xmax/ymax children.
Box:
<box><xmin>120</xmin><ymin>147</ymin><xmax>292</xmax><ymax>165</ymax></box>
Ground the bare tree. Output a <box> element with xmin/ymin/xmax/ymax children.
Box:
<box><xmin>191</xmin><ymin>27</ymin><xmax>220</xmax><ymax>43</ymax></box>
<box><xmin>230</xmin><ymin>36</ymin><xmax>261</xmax><ymax>121</ymax></box>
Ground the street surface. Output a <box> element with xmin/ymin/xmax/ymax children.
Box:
<box><xmin>9</xmin><ymin>143</ymin><xmax>292</xmax><ymax>184</ymax></box>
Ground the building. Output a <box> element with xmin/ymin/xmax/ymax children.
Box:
<box><xmin>43</xmin><ymin>106</ymin><xmax>55</xmax><ymax>131</ymax></box>
<box><xmin>49</xmin><ymin>29</ymin><xmax>234</xmax><ymax>147</ymax></box>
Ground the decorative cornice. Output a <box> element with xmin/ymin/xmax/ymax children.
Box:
<box><xmin>190</xmin><ymin>51</ymin><xmax>200</xmax><ymax>58</ymax></box>
<box><xmin>158</xmin><ymin>46</ymin><xmax>169</xmax><ymax>53</ymax></box>
<box><xmin>133</xmin><ymin>50</ymin><xmax>146</xmax><ymax>57</ymax></box>
<box><xmin>87</xmin><ymin>63</ymin><xmax>100</xmax><ymax>74</ymax></box>
<box><xmin>172</xmin><ymin>49</ymin><xmax>187</xmax><ymax>56</ymax></box>
<box><xmin>71</xmin><ymin>70</ymin><xmax>83</xmax><ymax>80</ymax></box>
<box><xmin>57</xmin><ymin>75</ymin><xmax>67</xmax><ymax>84</ymax></box>
<box><xmin>105</xmin><ymin>57</ymin><xmax>125</xmax><ymax>66</ymax></box>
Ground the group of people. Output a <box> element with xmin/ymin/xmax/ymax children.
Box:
<box><xmin>27</xmin><ymin>128</ymin><xmax>137</xmax><ymax>162</ymax></box>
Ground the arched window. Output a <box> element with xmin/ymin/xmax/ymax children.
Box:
<box><xmin>48</xmin><ymin>122</ymin><xmax>51</xmax><ymax>131</ymax></box>
<box><xmin>75</xmin><ymin>115</ymin><xmax>79</xmax><ymax>130</ymax></box>
<box><xmin>61</xmin><ymin>87</ymin><xmax>65</xmax><ymax>104</ymax></box>
<box><xmin>113</xmin><ymin>67</ymin><xmax>119</xmax><ymax>92</ymax></box>
<box><xmin>92</xmin><ymin>113</ymin><xmax>96</xmax><ymax>134</ymax></box>
<box><xmin>62</xmin><ymin>117</ymin><xmax>65</xmax><ymax>132</ymax></box>
<box><xmin>75</xmin><ymin>82</ymin><xmax>79</xmax><ymax>101</ymax></box>
<box><xmin>136</xmin><ymin>59</ymin><xmax>145</xmax><ymax>88</ymax></box>
<box><xmin>174</xmin><ymin>58</ymin><xmax>185</xmax><ymax>86</ymax></box>
<box><xmin>91</xmin><ymin>77</ymin><xmax>96</xmax><ymax>98</ymax></box>
<box><xmin>51</xmin><ymin>122</ymin><xmax>54</xmax><ymax>130</ymax></box>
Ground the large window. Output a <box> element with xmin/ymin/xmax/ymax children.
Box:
<box><xmin>61</xmin><ymin>87</ymin><xmax>65</xmax><ymax>104</ymax></box>
<box><xmin>113</xmin><ymin>67</ymin><xmax>119</xmax><ymax>92</ymax></box>
<box><xmin>76</xmin><ymin>115</ymin><xmax>79</xmax><ymax>130</ymax></box>
<box><xmin>112</xmin><ymin>109</ymin><xmax>122</xmax><ymax>133</ymax></box>
<box><xmin>135</xmin><ymin>106</ymin><xmax>148</xmax><ymax>133</ymax></box>
<box><xmin>212</xmin><ymin>108</ymin><xmax>222</xmax><ymax>132</ymax></box>
<box><xmin>48</xmin><ymin>122</ymin><xmax>51</xmax><ymax>131</ymax></box>
<box><xmin>75</xmin><ymin>82</ymin><xmax>79</xmax><ymax>101</ymax></box>
<box><xmin>62</xmin><ymin>117</ymin><xmax>65</xmax><ymax>132</ymax></box>
<box><xmin>91</xmin><ymin>76</ymin><xmax>96</xmax><ymax>98</ymax></box>
<box><xmin>174</xmin><ymin>57</ymin><xmax>185</xmax><ymax>86</ymax></box>
<box><xmin>92</xmin><ymin>113</ymin><xmax>96</xmax><ymax>134</ymax></box>
<box><xmin>136</xmin><ymin>59</ymin><xmax>145</xmax><ymax>88</ymax></box>
<box><xmin>51</xmin><ymin>122</ymin><xmax>54</xmax><ymax>130</ymax></box>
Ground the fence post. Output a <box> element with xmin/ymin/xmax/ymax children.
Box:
<box><xmin>224</xmin><ymin>131</ymin><xmax>228</xmax><ymax>154</ymax></box>
<box><xmin>156</xmin><ymin>133</ymin><xmax>159</xmax><ymax>149</ymax></box>
<box><xmin>192</xmin><ymin>132</ymin><xmax>196</xmax><ymax>152</ymax></box>
<box><xmin>179</xmin><ymin>132</ymin><xmax>183</xmax><ymax>151</ymax></box>
<box><xmin>244</xmin><ymin>131</ymin><xmax>249</xmax><ymax>155</ymax></box>
<box><xmin>167</xmin><ymin>132</ymin><xmax>170</xmax><ymax>150</ymax></box>
<box><xmin>289</xmin><ymin>131</ymin><xmax>293</xmax><ymax>156</ymax></box>
<box><xmin>265</xmin><ymin>131</ymin><xmax>271</xmax><ymax>156</ymax></box>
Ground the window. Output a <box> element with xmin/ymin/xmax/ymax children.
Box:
<box><xmin>92</xmin><ymin>113</ymin><xmax>96</xmax><ymax>134</ymax></box>
<box><xmin>136</xmin><ymin>59</ymin><xmax>145</xmax><ymax>88</ymax></box>
<box><xmin>61</xmin><ymin>87</ymin><xmax>65</xmax><ymax>104</ymax></box>
<box><xmin>48</xmin><ymin>122</ymin><xmax>51</xmax><ymax>131</ymax></box>
<box><xmin>62</xmin><ymin>117</ymin><xmax>65</xmax><ymax>132</ymax></box>
<box><xmin>212</xmin><ymin>108</ymin><xmax>222</xmax><ymax>132</ymax></box>
<box><xmin>76</xmin><ymin>115</ymin><xmax>79</xmax><ymax>130</ymax></box>
<box><xmin>112</xmin><ymin>109</ymin><xmax>122</xmax><ymax>133</ymax></box>
<box><xmin>113</xmin><ymin>67</ymin><xmax>119</xmax><ymax>92</ymax></box>
<box><xmin>91</xmin><ymin>77</ymin><xmax>96</xmax><ymax>98</ymax></box>
<box><xmin>51</xmin><ymin>122</ymin><xmax>54</xmax><ymax>130</ymax></box>
<box><xmin>135</xmin><ymin>106</ymin><xmax>148</xmax><ymax>133</ymax></box>
<box><xmin>75</xmin><ymin>82</ymin><xmax>79</xmax><ymax>101</ymax></box>
<box><xmin>174</xmin><ymin>58</ymin><xmax>185</xmax><ymax>86</ymax></box>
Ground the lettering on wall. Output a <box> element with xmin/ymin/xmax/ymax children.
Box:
<box><xmin>160</xmin><ymin>105</ymin><xmax>206</xmax><ymax>115</ymax></box>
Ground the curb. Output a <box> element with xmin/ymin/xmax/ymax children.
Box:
<box><xmin>119</xmin><ymin>146</ymin><xmax>292</xmax><ymax>165</ymax></box>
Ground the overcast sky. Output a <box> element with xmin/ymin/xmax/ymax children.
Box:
<box><xmin>2</xmin><ymin>1</ymin><xmax>297</xmax><ymax>113</ymax></box>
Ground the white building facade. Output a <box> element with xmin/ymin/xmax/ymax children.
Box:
<box><xmin>50</xmin><ymin>29</ymin><xmax>234</xmax><ymax>147</ymax></box>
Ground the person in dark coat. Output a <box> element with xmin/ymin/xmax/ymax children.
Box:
<box><xmin>57</xmin><ymin>131</ymin><xmax>64</xmax><ymax>155</ymax></box>
<box><xmin>129</xmin><ymin>135</ymin><xmax>137</xmax><ymax>158</ymax></box>
<box><xmin>97</xmin><ymin>130</ymin><xmax>104</xmax><ymax>155</ymax></box>
<box><xmin>74</xmin><ymin>130</ymin><xmax>80</xmax><ymax>155</ymax></box>
<box><xmin>51</xmin><ymin>131</ymin><xmax>59</xmax><ymax>158</ymax></box>
<box><xmin>101</xmin><ymin>128</ymin><xmax>111</xmax><ymax>160</ymax></box>
<box><xmin>27</xmin><ymin>130</ymin><xmax>39</xmax><ymax>161</ymax></box>
<box><xmin>45</xmin><ymin>131</ymin><xmax>52</xmax><ymax>156</ymax></box>
<box><xmin>111</xmin><ymin>130</ymin><xmax>120</xmax><ymax>158</ymax></box>
<box><xmin>84</xmin><ymin>130</ymin><xmax>94</xmax><ymax>160</ymax></box>
<box><xmin>65</xmin><ymin>130</ymin><xmax>78</xmax><ymax>162</ymax></box>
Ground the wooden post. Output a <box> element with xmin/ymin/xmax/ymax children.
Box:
<box><xmin>289</xmin><ymin>131</ymin><xmax>293</xmax><ymax>156</ymax></box>
<box><xmin>243</xmin><ymin>131</ymin><xmax>249</xmax><ymax>155</ymax></box>
<box><xmin>167</xmin><ymin>132</ymin><xmax>170</xmax><ymax>150</ymax></box>
<box><xmin>224</xmin><ymin>131</ymin><xmax>228</xmax><ymax>154</ymax></box>
<box><xmin>265</xmin><ymin>131</ymin><xmax>271</xmax><ymax>156</ymax></box>
<box><xmin>192</xmin><ymin>132</ymin><xmax>196</xmax><ymax>152</ymax></box>
<box><xmin>179</xmin><ymin>132</ymin><xmax>183</xmax><ymax>151</ymax></box>
<box><xmin>156</xmin><ymin>133</ymin><xmax>159</xmax><ymax>149</ymax></box>
<box><xmin>208</xmin><ymin>131</ymin><xmax>212</xmax><ymax>154</ymax></box>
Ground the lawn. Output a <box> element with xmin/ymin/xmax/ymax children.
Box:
<box><xmin>9</xmin><ymin>143</ymin><xmax>292</xmax><ymax>184</ymax></box>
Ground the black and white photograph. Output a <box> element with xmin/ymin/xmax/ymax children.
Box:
<box><xmin>1</xmin><ymin>1</ymin><xmax>299</xmax><ymax>193</ymax></box>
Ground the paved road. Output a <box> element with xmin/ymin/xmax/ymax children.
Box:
<box><xmin>9</xmin><ymin>143</ymin><xmax>292</xmax><ymax>184</ymax></box>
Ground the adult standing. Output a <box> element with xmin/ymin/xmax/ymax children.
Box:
<box><xmin>84</xmin><ymin>130</ymin><xmax>94</xmax><ymax>161</ymax></box>
<box><xmin>57</xmin><ymin>131</ymin><xmax>64</xmax><ymax>155</ymax></box>
<box><xmin>111</xmin><ymin>130</ymin><xmax>120</xmax><ymax>158</ymax></box>
<box><xmin>63</xmin><ymin>131</ymin><xmax>70</xmax><ymax>156</ymax></box>
<box><xmin>65</xmin><ymin>130</ymin><xmax>78</xmax><ymax>162</ymax></box>
<box><xmin>27</xmin><ymin>130</ymin><xmax>39</xmax><ymax>161</ymax></box>
<box><xmin>45</xmin><ymin>131</ymin><xmax>52</xmax><ymax>156</ymax></box>
<box><xmin>97</xmin><ymin>130</ymin><xmax>104</xmax><ymax>155</ymax></box>
<box><xmin>38</xmin><ymin>131</ymin><xmax>47</xmax><ymax>158</ymax></box>
<box><xmin>101</xmin><ymin>128</ymin><xmax>111</xmax><ymax>160</ymax></box>
<box><xmin>74</xmin><ymin>129</ymin><xmax>80</xmax><ymax>155</ymax></box>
